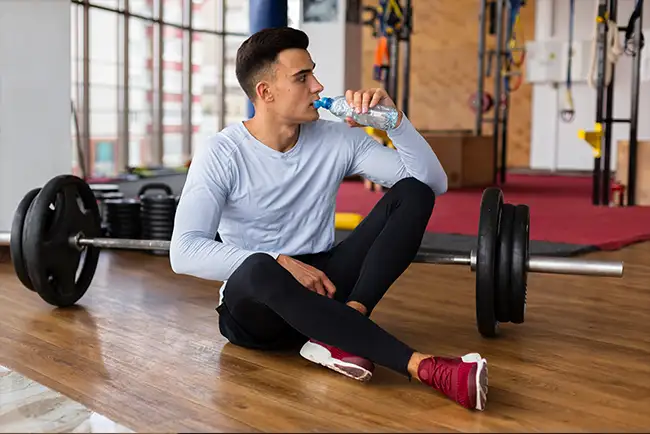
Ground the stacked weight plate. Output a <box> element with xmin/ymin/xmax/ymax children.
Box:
<box><xmin>138</xmin><ymin>183</ymin><xmax>177</xmax><ymax>256</ymax></box>
<box><xmin>104</xmin><ymin>198</ymin><xmax>141</xmax><ymax>239</ymax></box>
<box><xmin>89</xmin><ymin>184</ymin><xmax>122</xmax><ymax>236</ymax></box>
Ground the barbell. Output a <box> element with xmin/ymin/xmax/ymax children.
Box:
<box><xmin>0</xmin><ymin>174</ymin><xmax>624</xmax><ymax>338</ymax></box>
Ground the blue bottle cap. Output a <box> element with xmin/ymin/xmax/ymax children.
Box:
<box><xmin>313</xmin><ymin>97</ymin><xmax>333</xmax><ymax>110</ymax></box>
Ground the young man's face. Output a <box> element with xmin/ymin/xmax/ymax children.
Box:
<box><xmin>259</xmin><ymin>48</ymin><xmax>324</xmax><ymax>123</ymax></box>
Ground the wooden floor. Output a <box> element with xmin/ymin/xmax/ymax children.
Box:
<box><xmin>1</xmin><ymin>241</ymin><xmax>649</xmax><ymax>432</ymax></box>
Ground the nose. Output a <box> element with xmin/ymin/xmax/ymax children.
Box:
<box><xmin>311</xmin><ymin>76</ymin><xmax>324</xmax><ymax>93</ymax></box>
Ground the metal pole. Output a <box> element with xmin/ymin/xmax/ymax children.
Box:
<box><xmin>492</xmin><ymin>0</ymin><xmax>505</xmax><ymax>184</ymax></box>
<box><xmin>217</xmin><ymin>0</ymin><xmax>226</xmax><ymax>131</ymax></box>
<box><xmin>77</xmin><ymin>237</ymin><xmax>171</xmax><ymax>251</ymax></box>
<box><xmin>83</xmin><ymin>0</ymin><xmax>91</xmax><ymax>178</ymax></box>
<box><xmin>443</xmin><ymin>251</ymin><xmax>623</xmax><ymax>277</ymax></box>
<box><xmin>121</xmin><ymin>0</ymin><xmax>130</xmax><ymax>173</ymax></box>
<box><xmin>0</xmin><ymin>232</ymin><xmax>624</xmax><ymax>277</ymax></box>
<box><xmin>601</xmin><ymin>0</ymin><xmax>618</xmax><ymax>205</ymax></box>
<box><xmin>388</xmin><ymin>32</ymin><xmax>400</xmax><ymax>103</ymax></box>
<box><xmin>400</xmin><ymin>0</ymin><xmax>412</xmax><ymax>117</ymax></box>
<box><xmin>152</xmin><ymin>0</ymin><xmax>164</xmax><ymax>165</ymax></box>
<box><xmin>627</xmin><ymin>0</ymin><xmax>643</xmax><ymax>206</ymax></box>
<box><xmin>475</xmin><ymin>0</ymin><xmax>488</xmax><ymax>135</ymax></box>
<box><xmin>500</xmin><ymin>0</ymin><xmax>514</xmax><ymax>185</ymax></box>
<box><xmin>593</xmin><ymin>0</ymin><xmax>609</xmax><ymax>205</ymax></box>
<box><xmin>181</xmin><ymin>0</ymin><xmax>194</xmax><ymax>160</ymax></box>
<box><xmin>527</xmin><ymin>256</ymin><xmax>624</xmax><ymax>277</ymax></box>
<box><xmin>116</xmin><ymin>0</ymin><xmax>129</xmax><ymax>174</ymax></box>
<box><xmin>415</xmin><ymin>251</ymin><xmax>472</xmax><ymax>266</ymax></box>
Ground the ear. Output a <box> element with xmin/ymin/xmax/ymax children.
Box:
<box><xmin>255</xmin><ymin>81</ymin><xmax>274</xmax><ymax>103</ymax></box>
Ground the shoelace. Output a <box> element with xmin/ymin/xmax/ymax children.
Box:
<box><xmin>422</xmin><ymin>358</ymin><xmax>454</xmax><ymax>395</ymax></box>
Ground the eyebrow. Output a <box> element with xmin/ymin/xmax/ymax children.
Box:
<box><xmin>292</xmin><ymin>62</ymin><xmax>316</xmax><ymax>76</ymax></box>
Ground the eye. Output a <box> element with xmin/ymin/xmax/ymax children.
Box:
<box><xmin>298</xmin><ymin>74</ymin><xmax>307</xmax><ymax>82</ymax></box>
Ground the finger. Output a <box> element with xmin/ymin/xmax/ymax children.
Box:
<box><xmin>362</xmin><ymin>90</ymin><xmax>374</xmax><ymax>113</ymax></box>
<box><xmin>304</xmin><ymin>275</ymin><xmax>323</xmax><ymax>295</ymax></box>
<box><xmin>369</xmin><ymin>89</ymin><xmax>384</xmax><ymax>108</ymax></box>
<box><xmin>353</xmin><ymin>91</ymin><xmax>363</xmax><ymax>113</ymax></box>
<box><xmin>322</xmin><ymin>275</ymin><xmax>337</xmax><ymax>298</ymax></box>
<box><xmin>345</xmin><ymin>89</ymin><xmax>354</xmax><ymax>107</ymax></box>
<box><xmin>313</xmin><ymin>279</ymin><xmax>326</xmax><ymax>296</ymax></box>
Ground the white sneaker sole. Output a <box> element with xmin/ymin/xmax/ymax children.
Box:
<box><xmin>461</xmin><ymin>353</ymin><xmax>488</xmax><ymax>411</ymax></box>
<box><xmin>299</xmin><ymin>341</ymin><xmax>373</xmax><ymax>382</ymax></box>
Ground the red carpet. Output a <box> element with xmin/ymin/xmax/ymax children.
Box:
<box><xmin>336</xmin><ymin>175</ymin><xmax>650</xmax><ymax>250</ymax></box>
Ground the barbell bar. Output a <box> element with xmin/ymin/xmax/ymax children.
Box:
<box><xmin>0</xmin><ymin>174</ymin><xmax>625</xmax><ymax>339</ymax></box>
<box><xmin>0</xmin><ymin>233</ymin><xmax>624</xmax><ymax>277</ymax></box>
<box><xmin>414</xmin><ymin>250</ymin><xmax>623</xmax><ymax>277</ymax></box>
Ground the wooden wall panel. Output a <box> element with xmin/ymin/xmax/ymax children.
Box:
<box><xmin>360</xmin><ymin>0</ymin><xmax>536</xmax><ymax>168</ymax></box>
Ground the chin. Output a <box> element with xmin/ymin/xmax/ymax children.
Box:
<box><xmin>295</xmin><ymin>110</ymin><xmax>320</xmax><ymax>123</ymax></box>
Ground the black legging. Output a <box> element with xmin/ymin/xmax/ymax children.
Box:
<box><xmin>217</xmin><ymin>177</ymin><xmax>435</xmax><ymax>376</ymax></box>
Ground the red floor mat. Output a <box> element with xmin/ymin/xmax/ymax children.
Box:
<box><xmin>335</xmin><ymin>175</ymin><xmax>650</xmax><ymax>250</ymax></box>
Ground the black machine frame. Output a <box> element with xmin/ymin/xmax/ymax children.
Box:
<box><xmin>591</xmin><ymin>0</ymin><xmax>644</xmax><ymax>206</ymax></box>
<box><xmin>362</xmin><ymin>0</ymin><xmax>413</xmax><ymax>116</ymax></box>
<box><xmin>474</xmin><ymin>0</ymin><xmax>525</xmax><ymax>185</ymax></box>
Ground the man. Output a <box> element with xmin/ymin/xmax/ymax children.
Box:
<box><xmin>170</xmin><ymin>27</ymin><xmax>488</xmax><ymax>411</ymax></box>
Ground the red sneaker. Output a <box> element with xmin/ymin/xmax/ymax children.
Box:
<box><xmin>417</xmin><ymin>353</ymin><xmax>488</xmax><ymax>411</ymax></box>
<box><xmin>299</xmin><ymin>339</ymin><xmax>375</xmax><ymax>382</ymax></box>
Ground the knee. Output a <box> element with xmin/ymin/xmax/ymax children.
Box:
<box><xmin>392</xmin><ymin>177</ymin><xmax>436</xmax><ymax>212</ymax></box>
<box><xmin>229</xmin><ymin>253</ymin><xmax>298</xmax><ymax>304</ymax></box>
<box><xmin>230</xmin><ymin>253</ymin><xmax>282</xmax><ymax>288</ymax></box>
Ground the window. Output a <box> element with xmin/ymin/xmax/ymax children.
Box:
<box><xmin>193</xmin><ymin>32</ymin><xmax>221</xmax><ymax>152</ymax></box>
<box><xmin>72</xmin><ymin>0</ymin><xmax>285</xmax><ymax>177</ymax></box>
<box><xmin>128</xmin><ymin>16</ymin><xmax>155</xmax><ymax>168</ymax></box>
<box><xmin>89</xmin><ymin>7</ymin><xmax>119</xmax><ymax>177</ymax></box>
<box><xmin>163</xmin><ymin>0</ymin><xmax>184</xmax><ymax>25</ymax></box>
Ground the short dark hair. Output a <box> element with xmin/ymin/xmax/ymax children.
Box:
<box><xmin>235</xmin><ymin>27</ymin><xmax>310</xmax><ymax>101</ymax></box>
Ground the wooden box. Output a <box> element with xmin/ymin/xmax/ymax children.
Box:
<box><xmin>419</xmin><ymin>130</ymin><xmax>495</xmax><ymax>189</ymax></box>
<box><xmin>615</xmin><ymin>140</ymin><xmax>650</xmax><ymax>205</ymax></box>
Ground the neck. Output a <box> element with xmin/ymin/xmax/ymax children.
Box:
<box><xmin>244</xmin><ymin>110</ymin><xmax>301</xmax><ymax>153</ymax></box>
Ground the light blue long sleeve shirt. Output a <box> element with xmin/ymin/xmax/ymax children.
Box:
<box><xmin>169</xmin><ymin>115</ymin><xmax>447</xmax><ymax>297</ymax></box>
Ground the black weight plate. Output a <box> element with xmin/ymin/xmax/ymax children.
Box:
<box><xmin>142</xmin><ymin>228</ymin><xmax>174</xmax><ymax>236</ymax></box>
<box><xmin>142</xmin><ymin>217</ymin><xmax>174</xmax><ymax>226</ymax></box>
<box><xmin>140</xmin><ymin>208</ymin><xmax>176</xmax><ymax>217</ymax></box>
<box><xmin>476</xmin><ymin>187</ymin><xmax>503</xmax><ymax>338</ymax></box>
<box><xmin>142</xmin><ymin>220</ymin><xmax>174</xmax><ymax>229</ymax></box>
<box><xmin>22</xmin><ymin>175</ymin><xmax>102</xmax><ymax>307</ymax></box>
<box><xmin>105</xmin><ymin>198</ymin><xmax>140</xmax><ymax>206</ymax></box>
<box><xmin>510</xmin><ymin>204</ymin><xmax>529</xmax><ymax>324</ymax></box>
<box><xmin>496</xmin><ymin>203</ymin><xmax>515</xmax><ymax>323</ymax></box>
<box><xmin>89</xmin><ymin>183</ymin><xmax>120</xmax><ymax>194</ymax></box>
<box><xmin>141</xmin><ymin>202</ymin><xmax>177</xmax><ymax>211</ymax></box>
<box><xmin>138</xmin><ymin>182</ymin><xmax>173</xmax><ymax>197</ymax></box>
<box><xmin>141</xmin><ymin>216</ymin><xmax>175</xmax><ymax>225</ymax></box>
<box><xmin>141</xmin><ymin>229</ymin><xmax>173</xmax><ymax>238</ymax></box>
<box><xmin>10</xmin><ymin>188</ymin><xmax>42</xmax><ymax>291</ymax></box>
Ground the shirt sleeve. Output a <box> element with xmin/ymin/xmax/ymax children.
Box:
<box><xmin>169</xmin><ymin>137</ymin><xmax>280</xmax><ymax>282</ymax></box>
<box><xmin>346</xmin><ymin>114</ymin><xmax>448</xmax><ymax>195</ymax></box>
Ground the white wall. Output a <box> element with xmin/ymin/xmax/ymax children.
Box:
<box><xmin>300</xmin><ymin>0</ymin><xmax>362</xmax><ymax>122</ymax></box>
<box><xmin>0</xmin><ymin>0</ymin><xmax>71</xmax><ymax>232</ymax></box>
<box><xmin>529</xmin><ymin>0</ymin><xmax>650</xmax><ymax>171</ymax></box>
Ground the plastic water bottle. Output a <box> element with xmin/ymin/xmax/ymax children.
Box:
<box><xmin>314</xmin><ymin>96</ymin><xmax>400</xmax><ymax>131</ymax></box>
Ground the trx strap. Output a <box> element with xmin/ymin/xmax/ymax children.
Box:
<box><xmin>369</xmin><ymin>0</ymin><xmax>404</xmax><ymax>83</ymax></box>
<box><xmin>561</xmin><ymin>0</ymin><xmax>576</xmax><ymax>122</ymax></box>
<box><xmin>373</xmin><ymin>36</ymin><xmax>389</xmax><ymax>81</ymax></box>
<box><xmin>503</xmin><ymin>0</ymin><xmax>525</xmax><ymax>93</ymax></box>
<box><xmin>507</xmin><ymin>0</ymin><xmax>526</xmax><ymax>68</ymax></box>
<box><xmin>624</xmin><ymin>0</ymin><xmax>645</xmax><ymax>55</ymax></box>
<box><xmin>587</xmin><ymin>1</ymin><xmax>623</xmax><ymax>89</ymax></box>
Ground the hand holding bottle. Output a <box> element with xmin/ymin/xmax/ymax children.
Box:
<box><xmin>344</xmin><ymin>88</ymin><xmax>402</xmax><ymax>129</ymax></box>
<box><xmin>313</xmin><ymin>88</ymin><xmax>403</xmax><ymax>131</ymax></box>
